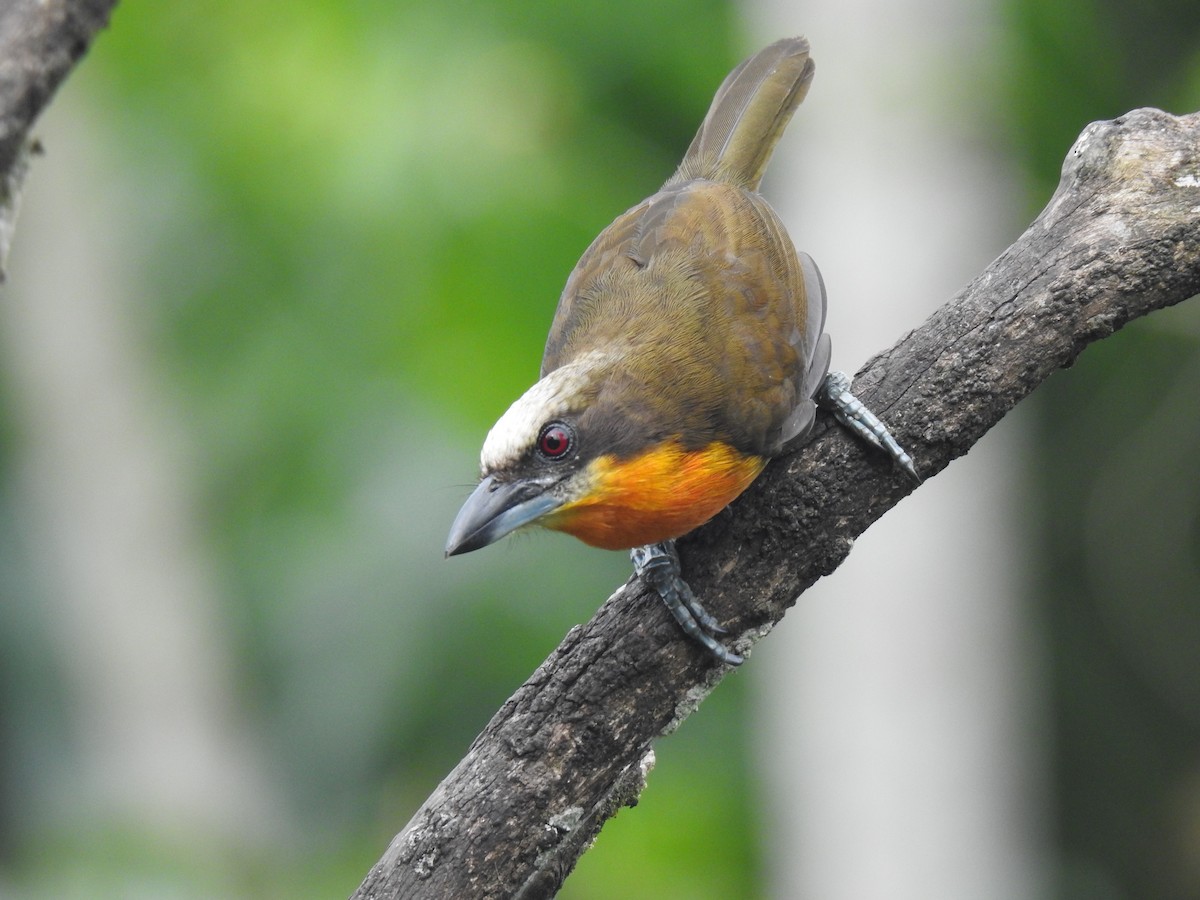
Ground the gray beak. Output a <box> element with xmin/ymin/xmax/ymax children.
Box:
<box><xmin>445</xmin><ymin>474</ymin><xmax>563</xmax><ymax>557</ymax></box>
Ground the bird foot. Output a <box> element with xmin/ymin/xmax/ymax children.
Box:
<box><xmin>817</xmin><ymin>371</ymin><xmax>921</xmax><ymax>482</ymax></box>
<box><xmin>630</xmin><ymin>541</ymin><xmax>743</xmax><ymax>666</ymax></box>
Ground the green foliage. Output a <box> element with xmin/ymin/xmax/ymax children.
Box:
<box><xmin>1006</xmin><ymin>0</ymin><xmax>1200</xmax><ymax>204</ymax></box>
<box><xmin>3</xmin><ymin>0</ymin><xmax>759</xmax><ymax>896</ymax></box>
<box><xmin>1006</xmin><ymin>0</ymin><xmax>1200</xmax><ymax>895</ymax></box>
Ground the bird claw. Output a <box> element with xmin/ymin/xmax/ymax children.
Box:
<box><xmin>626</xmin><ymin>376</ymin><xmax>914</xmax><ymax>666</ymax></box>
<box><xmin>817</xmin><ymin>370</ymin><xmax>920</xmax><ymax>482</ymax></box>
<box><xmin>631</xmin><ymin>542</ymin><xmax>743</xmax><ymax>666</ymax></box>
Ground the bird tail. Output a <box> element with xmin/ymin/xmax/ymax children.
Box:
<box><xmin>669</xmin><ymin>37</ymin><xmax>814</xmax><ymax>191</ymax></box>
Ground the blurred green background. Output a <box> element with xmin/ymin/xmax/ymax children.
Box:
<box><xmin>0</xmin><ymin>0</ymin><xmax>1198</xmax><ymax>897</ymax></box>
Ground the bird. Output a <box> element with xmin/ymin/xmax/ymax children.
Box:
<box><xmin>445</xmin><ymin>36</ymin><xmax>917</xmax><ymax>665</ymax></box>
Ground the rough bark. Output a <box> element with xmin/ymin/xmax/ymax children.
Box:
<box><xmin>353</xmin><ymin>107</ymin><xmax>1200</xmax><ymax>899</ymax></box>
<box><xmin>0</xmin><ymin>0</ymin><xmax>117</xmax><ymax>277</ymax></box>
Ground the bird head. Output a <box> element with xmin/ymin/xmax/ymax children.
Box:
<box><xmin>445</xmin><ymin>351</ymin><xmax>766</xmax><ymax>556</ymax></box>
<box><xmin>444</xmin><ymin>355</ymin><xmax>602</xmax><ymax>557</ymax></box>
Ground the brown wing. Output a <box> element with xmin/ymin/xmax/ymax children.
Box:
<box><xmin>540</xmin><ymin>37</ymin><xmax>826</xmax><ymax>458</ymax></box>
<box><xmin>541</xmin><ymin>179</ymin><xmax>828</xmax><ymax>458</ymax></box>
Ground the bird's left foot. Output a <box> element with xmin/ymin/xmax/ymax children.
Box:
<box><xmin>817</xmin><ymin>371</ymin><xmax>920</xmax><ymax>482</ymax></box>
<box><xmin>630</xmin><ymin>541</ymin><xmax>743</xmax><ymax>666</ymax></box>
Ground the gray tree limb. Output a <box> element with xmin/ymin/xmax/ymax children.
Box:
<box><xmin>352</xmin><ymin>107</ymin><xmax>1200</xmax><ymax>899</ymax></box>
<box><xmin>0</xmin><ymin>0</ymin><xmax>117</xmax><ymax>277</ymax></box>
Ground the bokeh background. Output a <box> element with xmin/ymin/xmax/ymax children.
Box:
<box><xmin>1</xmin><ymin>0</ymin><xmax>1199</xmax><ymax>897</ymax></box>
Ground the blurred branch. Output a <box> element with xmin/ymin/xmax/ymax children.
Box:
<box><xmin>355</xmin><ymin>108</ymin><xmax>1200</xmax><ymax>899</ymax></box>
<box><xmin>0</xmin><ymin>0</ymin><xmax>117</xmax><ymax>277</ymax></box>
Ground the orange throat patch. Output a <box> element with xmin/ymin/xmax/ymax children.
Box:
<box><xmin>542</xmin><ymin>441</ymin><xmax>766</xmax><ymax>550</ymax></box>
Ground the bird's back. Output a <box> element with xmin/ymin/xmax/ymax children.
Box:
<box><xmin>542</xmin><ymin>175</ymin><xmax>822</xmax><ymax>458</ymax></box>
<box><xmin>541</xmin><ymin>36</ymin><xmax>827</xmax><ymax>460</ymax></box>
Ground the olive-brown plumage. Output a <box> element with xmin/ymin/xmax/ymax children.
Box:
<box><xmin>544</xmin><ymin>37</ymin><xmax>826</xmax><ymax>465</ymax></box>
<box><xmin>445</xmin><ymin>37</ymin><xmax>914</xmax><ymax>664</ymax></box>
<box><xmin>545</xmin><ymin>178</ymin><xmax>827</xmax><ymax>462</ymax></box>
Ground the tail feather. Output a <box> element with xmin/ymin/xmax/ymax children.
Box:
<box><xmin>670</xmin><ymin>37</ymin><xmax>814</xmax><ymax>191</ymax></box>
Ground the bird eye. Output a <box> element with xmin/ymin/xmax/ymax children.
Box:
<box><xmin>536</xmin><ymin>422</ymin><xmax>574</xmax><ymax>460</ymax></box>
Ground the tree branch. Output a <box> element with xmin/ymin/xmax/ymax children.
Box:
<box><xmin>0</xmin><ymin>0</ymin><xmax>117</xmax><ymax>277</ymax></box>
<box><xmin>354</xmin><ymin>108</ymin><xmax>1200</xmax><ymax>899</ymax></box>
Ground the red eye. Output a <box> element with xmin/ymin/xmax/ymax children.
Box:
<box><xmin>537</xmin><ymin>422</ymin><xmax>573</xmax><ymax>460</ymax></box>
